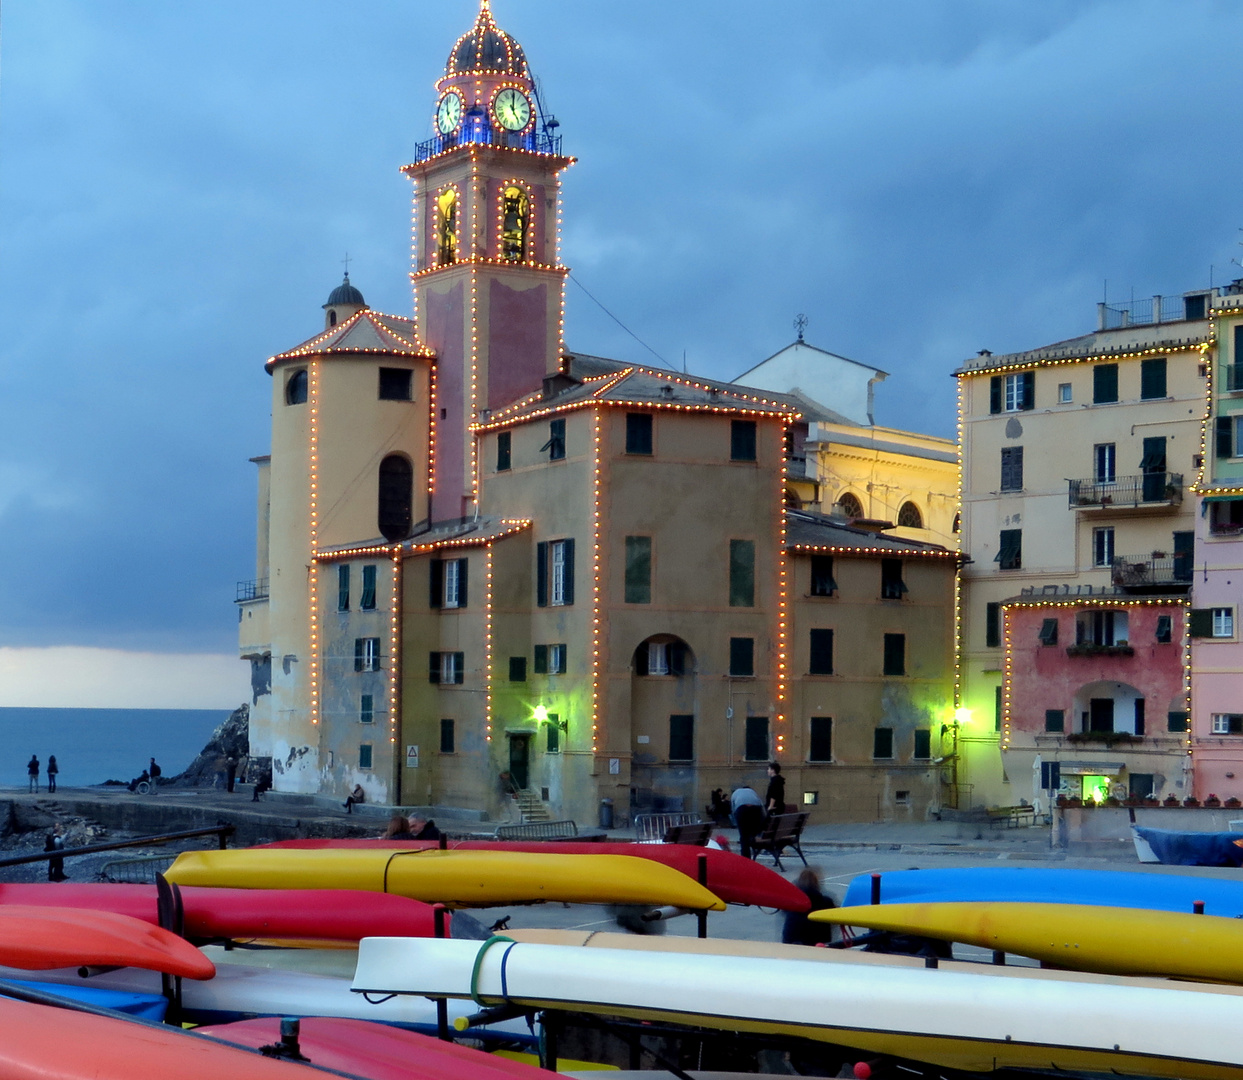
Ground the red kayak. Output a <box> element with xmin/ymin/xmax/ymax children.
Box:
<box><xmin>0</xmin><ymin>995</ymin><xmax>319</xmax><ymax>1079</ymax></box>
<box><xmin>258</xmin><ymin>840</ymin><xmax>809</xmax><ymax>912</ymax></box>
<box><xmin>200</xmin><ymin>1017</ymin><xmax>553</xmax><ymax>1080</ymax></box>
<box><xmin>0</xmin><ymin>905</ymin><xmax>215</xmax><ymax>978</ymax></box>
<box><xmin>0</xmin><ymin>884</ymin><xmax>441</xmax><ymax>942</ymax></box>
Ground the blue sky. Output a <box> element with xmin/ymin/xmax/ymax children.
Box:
<box><xmin>2</xmin><ymin>0</ymin><xmax>1243</xmax><ymax>700</ymax></box>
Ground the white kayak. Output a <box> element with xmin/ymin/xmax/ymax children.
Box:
<box><xmin>0</xmin><ymin>958</ymin><xmax>532</xmax><ymax>1042</ymax></box>
<box><xmin>351</xmin><ymin>935</ymin><xmax>1243</xmax><ymax>1079</ymax></box>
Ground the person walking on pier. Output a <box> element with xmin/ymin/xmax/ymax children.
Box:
<box><xmin>26</xmin><ymin>755</ymin><xmax>39</xmax><ymax>794</ymax></box>
<box><xmin>46</xmin><ymin>756</ymin><xmax>58</xmax><ymax>794</ymax></box>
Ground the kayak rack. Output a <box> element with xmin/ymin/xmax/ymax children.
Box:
<box><xmin>0</xmin><ymin>824</ymin><xmax>235</xmax><ymax>871</ymax></box>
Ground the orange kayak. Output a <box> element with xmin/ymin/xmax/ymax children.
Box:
<box><xmin>0</xmin><ymin>995</ymin><xmax>315</xmax><ymax>1079</ymax></box>
<box><xmin>0</xmin><ymin>905</ymin><xmax>214</xmax><ymax>979</ymax></box>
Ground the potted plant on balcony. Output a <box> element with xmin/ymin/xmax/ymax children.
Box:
<box><xmin>1104</xmin><ymin>795</ymin><xmax>1121</xmax><ymax>807</ymax></box>
<box><xmin>1226</xmin><ymin>796</ymin><xmax>1242</xmax><ymax>809</ymax></box>
<box><xmin>1143</xmin><ymin>796</ymin><xmax>1160</xmax><ymax>807</ymax></box>
<box><xmin>1163</xmin><ymin>794</ymin><xmax>1181</xmax><ymax>807</ymax></box>
<box><xmin>1184</xmin><ymin>796</ymin><xmax>1201</xmax><ymax>807</ymax></box>
<box><xmin>1205</xmin><ymin>794</ymin><xmax>1222</xmax><ymax>808</ymax></box>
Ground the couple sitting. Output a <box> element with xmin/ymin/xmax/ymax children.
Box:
<box><xmin>383</xmin><ymin>813</ymin><xmax>441</xmax><ymax>841</ymax></box>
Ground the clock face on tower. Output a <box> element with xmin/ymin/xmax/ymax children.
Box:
<box><xmin>436</xmin><ymin>91</ymin><xmax>463</xmax><ymax>135</ymax></box>
<box><xmin>492</xmin><ymin>87</ymin><xmax>532</xmax><ymax>132</ymax></box>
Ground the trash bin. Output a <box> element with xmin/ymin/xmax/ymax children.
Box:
<box><xmin>599</xmin><ymin>797</ymin><xmax>614</xmax><ymax>830</ymax></box>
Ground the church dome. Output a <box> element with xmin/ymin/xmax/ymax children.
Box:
<box><xmin>446</xmin><ymin>0</ymin><xmax>528</xmax><ymax>78</ymax></box>
<box><xmin>324</xmin><ymin>274</ymin><xmax>365</xmax><ymax>309</ymax></box>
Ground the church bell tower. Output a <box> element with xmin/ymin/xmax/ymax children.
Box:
<box><xmin>405</xmin><ymin>0</ymin><xmax>573</xmax><ymax>521</ymax></box>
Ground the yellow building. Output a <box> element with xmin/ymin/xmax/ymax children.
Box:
<box><xmin>238</xmin><ymin>2</ymin><xmax>959</xmax><ymax>823</ymax></box>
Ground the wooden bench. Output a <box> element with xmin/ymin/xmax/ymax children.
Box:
<box><xmin>495</xmin><ymin>819</ymin><xmax>579</xmax><ymax>841</ymax></box>
<box><xmin>661</xmin><ymin>821</ymin><xmax>713</xmax><ymax>846</ymax></box>
<box><xmin>751</xmin><ymin>812</ymin><xmax>809</xmax><ymax>870</ymax></box>
<box><xmin>634</xmin><ymin>812</ymin><xmax>703</xmax><ymax>843</ymax></box>
<box><xmin>986</xmin><ymin>805</ymin><xmax>1037</xmax><ymax>829</ymax></box>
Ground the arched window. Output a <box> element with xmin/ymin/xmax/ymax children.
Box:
<box><xmin>632</xmin><ymin>634</ymin><xmax>694</xmax><ymax>677</ymax></box>
<box><xmin>437</xmin><ymin>188</ymin><xmax>458</xmax><ymax>266</ymax></box>
<box><xmin>837</xmin><ymin>492</ymin><xmax>863</xmax><ymax>519</ymax></box>
<box><xmin>328</xmin><ymin>310</ymin><xmax>337</xmax><ymax>327</ymax></box>
<box><xmin>377</xmin><ymin>455</ymin><xmax>413</xmax><ymax>542</ymax></box>
<box><xmin>501</xmin><ymin>185</ymin><xmax>529</xmax><ymax>261</ymax></box>
<box><xmin>897</xmin><ymin>501</ymin><xmax>923</xmax><ymax>528</ymax></box>
<box><xmin>285</xmin><ymin>369</ymin><xmax>308</xmax><ymax>406</ymax></box>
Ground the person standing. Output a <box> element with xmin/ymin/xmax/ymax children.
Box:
<box><xmin>764</xmin><ymin>762</ymin><xmax>786</xmax><ymax>816</ymax></box>
<box><xmin>45</xmin><ymin>825</ymin><xmax>67</xmax><ymax>882</ymax></box>
<box><xmin>730</xmin><ymin>785</ymin><xmax>765</xmax><ymax>860</ymax></box>
<box><xmin>148</xmin><ymin>758</ymin><xmax>161</xmax><ymax>785</ymax></box>
<box><xmin>26</xmin><ymin>755</ymin><xmax>39</xmax><ymax>794</ymax></box>
<box><xmin>46</xmin><ymin>756</ymin><xmax>58</xmax><ymax>794</ymax></box>
<box><xmin>226</xmin><ymin>754</ymin><xmax>238</xmax><ymax>793</ymax></box>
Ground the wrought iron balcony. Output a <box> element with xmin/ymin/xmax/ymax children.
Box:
<box><xmin>410</xmin><ymin>119</ymin><xmax>563</xmax><ymax>166</ymax></box>
<box><xmin>236</xmin><ymin>578</ymin><xmax>269</xmax><ymax>602</ymax></box>
<box><xmin>1111</xmin><ymin>553</ymin><xmax>1192</xmax><ymax>589</ymax></box>
<box><xmin>1068</xmin><ymin>472</ymin><xmax>1183</xmax><ymax>509</ymax></box>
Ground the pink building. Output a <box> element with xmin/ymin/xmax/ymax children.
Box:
<box><xmin>1001</xmin><ymin>596</ymin><xmax>1189</xmax><ymax>804</ymax></box>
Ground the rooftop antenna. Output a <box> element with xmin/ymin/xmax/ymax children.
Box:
<box><xmin>794</xmin><ymin>313</ymin><xmax>808</xmax><ymax>342</ymax></box>
<box><xmin>682</xmin><ymin>349</ymin><xmax>687</xmax><ymax>374</ymax></box>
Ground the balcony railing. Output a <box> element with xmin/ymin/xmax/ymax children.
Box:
<box><xmin>410</xmin><ymin>119</ymin><xmax>563</xmax><ymax>166</ymax></box>
<box><xmin>236</xmin><ymin>578</ymin><xmax>269</xmax><ymax>602</ymax></box>
<box><xmin>1065</xmin><ymin>643</ymin><xmax>1135</xmax><ymax>658</ymax></box>
<box><xmin>1068</xmin><ymin>472</ymin><xmax>1183</xmax><ymax>509</ymax></box>
<box><xmin>1110</xmin><ymin>553</ymin><xmax>1193</xmax><ymax>588</ymax></box>
<box><xmin>1098</xmin><ymin>293</ymin><xmax>1207</xmax><ymax>329</ymax></box>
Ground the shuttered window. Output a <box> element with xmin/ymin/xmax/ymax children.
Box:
<box><xmin>744</xmin><ymin>716</ymin><xmax>769</xmax><ymax>760</ymax></box>
<box><xmin>1093</xmin><ymin>364</ymin><xmax>1119</xmax><ymax>404</ymax></box>
<box><xmin>496</xmin><ymin>431</ymin><xmax>511</xmax><ymax>471</ymax></box>
<box><xmin>729</xmin><ymin>540</ymin><xmax>755</xmax><ymax>607</ymax></box>
<box><xmin>360</xmin><ymin>565</ymin><xmax>377</xmax><ymax>611</ymax></box>
<box><xmin>985</xmin><ymin>603</ymin><xmax>1001</xmax><ymax>647</ymax></box>
<box><xmin>809</xmin><ymin>629</ymin><xmax>833</xmax><ymax>675</ymax></box>
<box><xmin>729</xmin><ymin>637</ymin><xmax>754</xmax><ymax>678</ymax></box>
<box><xmin>873</xmin><ymin>728</ymin><xmax>894</xmax><ymax>759</ymax></box>
<box><xmin>1140</xmin><ymin>357</ymin><xmax>1167</xmax><ymax>400</ymax></box>
<box><xmin>883</xmin><ymin>633</ymin><xmax>905</xmax><ymax>676</ymax></box>
<box><xmin>731</xmin><ymin>420</ymin><xmax>757</xmax><ymax>461</ymax></box>
<box><xmin>809</xmin><ymin>717</ymin><xmax>832</xmax><ymax>762</ymax></box>
<box><xmin>810</xmin><ymin>555</ymin><xmax>836</xmax><ymax>596</ymax></box>
<box><xmin>1000</xmin><ymin>446</ymin><xmax>1023</xmax><ymax>491</ymax></box>
<box><xmin>669</xmin><ymin>715</ymin><xmax>694</xmax><ymax>761</ymax></box>
<box><xmin>337</xmin><ymin>565</ymin><xmax>350</xmax><ymax>612</ymax></box>
<box><xmin>625</xmin><ymin>537</ymin><xmax>652</xmax><ymax>604</ymax></box>
<box><xmin>626</xmin><ymin>413</ymin><xmax>653</xmax><ymax>455</ymax></box>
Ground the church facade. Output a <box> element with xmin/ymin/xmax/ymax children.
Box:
<box><xmin>238</xmin><ymin>2</ymin><xmax>958</xmax><ymax>825</ymax></box>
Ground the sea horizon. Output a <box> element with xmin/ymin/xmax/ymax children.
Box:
<box><xmin>0</xmin><ymin>707</ymin><xmax>230</xmax><ymax>789</ymax></box>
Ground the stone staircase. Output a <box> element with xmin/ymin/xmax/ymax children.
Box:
<box><xmin>514</xmin><ymin>788</ymin><xmax>550</xmax><ymax>823</ymax></box>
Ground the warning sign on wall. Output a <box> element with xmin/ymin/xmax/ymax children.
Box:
<box><xmin>406</xmin><ymin>745</ymin><xmax>420</xmax><ymax>768</ymax></box>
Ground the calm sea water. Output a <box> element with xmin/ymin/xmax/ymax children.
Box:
<box><xmin>0</xmin><ymin>708</ymin><xmax>229</xmax><ymax>789</ymax></box>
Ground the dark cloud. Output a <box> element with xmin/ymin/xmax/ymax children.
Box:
<box><xmin>1</xmin><ymin>0</ymin><xmax>1241</xmax><ymax>651</ymax></box>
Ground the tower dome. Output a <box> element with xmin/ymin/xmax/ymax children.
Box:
<box><xmin>322</xmin><ymin>273</ymin><xmax>366</xmax><ymax>330</ymax></box>
<box><xmin>446</xmin><ymin>0</ymin><xmax>528</xmax><ymax>78</ymax></box>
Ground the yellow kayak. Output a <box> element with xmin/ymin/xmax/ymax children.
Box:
<box><xmin>165</xmin><ymin>849</ymin><xmax>725</xmax><ymax>910</ymax></box>
<box><xmin>812</xmin><ymin>901</ymin><xmax>1243</xmax><ymax>982</ymax></box>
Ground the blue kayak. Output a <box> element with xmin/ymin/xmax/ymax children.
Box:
<box><xmin>0</xmin><ymin>978</ymin><xmax>168</xmax><ymax>1020</ymax></box>
<box><xmin>842</xmin><ymin>867</ymin><xmax>1243</xmax><ymax>917</ymax></box>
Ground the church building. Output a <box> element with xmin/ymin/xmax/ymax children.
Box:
<box><xmin>237</xmin><ymin>1</ymin><xmax>958</xmax><ymax>825</ymax></box>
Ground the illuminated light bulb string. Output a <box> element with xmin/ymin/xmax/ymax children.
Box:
<box><xmin>775</xmin><ymin>425</ymin><xmax>789</xmax><ymax>758</ymax></box>
<box><xmin>485</xmin><ymin>544</ymin><xmax>494</xmax><ymax>744</ymax></box>
<box><xmin>308</xmin><ymin>359</ymin><xmax>321</xmax><ymax>727</ymax></box>
<box><xmin>389</xmin><ymin>550</ymin><xmax>402</xmax><ymax>748</ymax></box>
<box><xmin>590</xmin><ymin>409</ymin><xmax>602</xmax><ymax>755</ymax></box>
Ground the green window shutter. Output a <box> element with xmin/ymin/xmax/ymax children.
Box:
<box><xmin>989</xmin><ymin>376</ymin><xmax>1001</xmax><ymax>414</ymax></box>
<box><xmin>1045</xmin><ymin>709</ymin><xmax>1064</xmax><ymax>733</ymax></box>
<box><xmin>883</xmin><ymin>633</ymin><xmax>905</xmax><ymax>676</ymax></box>
<box><xmin>360</xmin><ymin>694</ymin><xmax>373</xmax><ymax>724</ymax></box>
<box><xmin>354</xmin><ymin>639</ymin><xmax>364</xmax><ymax>672</ymax></box>
<box><xmin>561</xmin><ymin>539</ymin><xmax>575</xmax><ymax>605</ymax></box>
<box><xmin>428</xmin><ymin>652</ymin><xmax>441</xmax><ymax>683</ymax></box>
<box><xmin>509</xmin><ymin>656</ymin><xmax>527</xmax><ymax>682</ymax></box>
<box><xmin>808</xmin><ymin>717</ymin><xmax>832</xmax><ymax>762</ymax></box>
<box><xmin>338</xmin><ymin>565</ymin><xmax>350</xmax><ymax>611</ymax></box>
<box><xmin>729</xmin><ymin>539</ymin><xmax>756</xmax><ymax>607</ymax></box>
<box><xmin>1038</xmin><ymin>618</ymin><xmax>1059</xmax><ymax>646</ymax></box>
<box><xmin>497</xmin><ymin>431</ymin><xmax>511</xmax><ymax>471</ymax></box>
<box><xmin>744</xmin><ymin>716</ymin><xmax>769</xmax><ymax>760</ymax></box>
<box><xmin>1218</xmin><ymin>416</ymin><xmax>1235</xmax><ymax>460</ymax></box>
<box><xmin>1189</xmin><ymin>609</ymin><xmax>1214</xmax><ymax>638</ymax></box>
<box><xmin>1167</xmin><ymin>711</ymin><xmax>1189</xmax><ymax>733</ymax></box>
<box><xmin>913</xmin><ymin>729</ymin><xmax>931</xmax><ymax>759</ymax></box>
<box><xmin>453</xmin><ymin>652</ymin><xmax>464</xmax><ymax>685</ymax></box>
<box><xmin>360</xmin><ymin>565</ymin><xmax>377</xmax><ymax>610</ymax></box>
<box><xmin>729</xmin><ymin>637</ymin><xmax>754</xmax><ymax>677</ymax></box>
<box><xmin>536</xmin><ymin>542</ymin><xmax>548</xmax><ymax>607</ymax></box>
<box><xmin>809</xmin><ymin>629</ymin><xmax>833</xmax><ymax>675</ymax></box>
<box><xmin>810</xmin><ymin>555</ymin><xmax>836</xmax><ymax>596</ymax></box>
<box><xmin>429</xmin><ymin>560</ymin><xmax>443</xmax><ymax>608</ymax></box>
<box><xmin>1093</xmin><ymin>363</ymin><xmax>1118</xmax><ymax>404</ymax></box>
<box><xmin>668</xmin><ymin>642</ymin><xmax>687</xmax><ymax>676</ymax></box>
<box><xmin>1140</xmin><ymin>357</ymin><xmax>1167</xmax><ymax>399</ymax></box>
<box><xmin>358</xmin><ymin>744</ymin><xmax>372</xmax><ymax>769</ymax></box>
<box><xmin>533</xmin><ymin>645</ymin><xmax>549</xmax><ymax>675</ymax></box>
<box><xmin>730</xmin><ymin>420</ymin><xmax>757</xmax><ymax>462</ymax></box>
<box><xmin>546</xmin><ymin>720</ymin><xmax>560</xmax><ymax>754</ymax></box>
<box><xmin>985</xmin><ymin>603</ymin><xmax>1001</xmax><ymax>648</ymax></box>
<box><xmin>881</xmin><ymin>558</ymin><xmax>907</xmax><ymax>599</ymax></box>
<box><xmin>669</xmin><ymin>715</ymin><xmax>694</xmax><ymax>761</ymax></box>
<box><xmin>1019</xmin><ymin>371</ymin><xmax>1035</xmax><ymax>410</ymax></box>
<box><xmin>440</xmin><ymin>718</ymin><xmax>455</xmax><ymax>754</ymax></box>
<box><xmin>626</xmin><ymin>413</ymin><xmax>653</xmax><ymax>455</ymax></box>
<box><xmin>873</xmin><ymin>727</ymin><xmax>894</xmax><ymax>759</ymax></box>
<box><xmin>624</xmin><ymin>536</ymin><xmax>652</xmax><ymax>603</ymax></box>
<box><xmin>456</xmin><ymin>558</ymin><xmax>468</xmax><ymax>608</ymax></box>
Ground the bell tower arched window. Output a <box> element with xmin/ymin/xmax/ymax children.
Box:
<box><xmin>501</xmin><ymin>185</ymin><xmax>529</xmax><ymax>261</ymax></box>
<box><xmin>837</xmin><ymin>492</ymin><xmax>863</xmax><ymax>519</ymax></box>
<box><xmin>377</xmin><ymin>455</ymin><xmax>414</xmax><ymax>542</ymax></box>
<box><xmin>897</xmin><ymin>501</ymin><xmax>923</xmax><ymax>528</ymax></box>
<box><xmin>437</xmin><ymin>188</ymin><xmax>459</xmax><ymax>266</ymax></box>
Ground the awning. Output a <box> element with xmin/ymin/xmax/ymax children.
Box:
<box><xmin>1202</xmin><ymin>494</ymin><xmax>1243</xmax><ymax>503</ymax></box>
<box><xmin>1057</xmin><ymin>760</ymin><xmax>1125</xmax><ymax>776</ymax></box>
